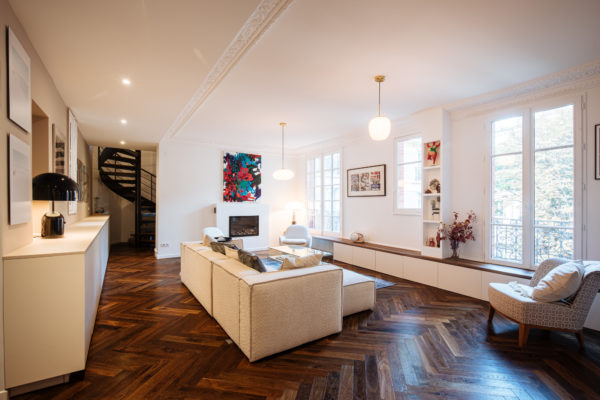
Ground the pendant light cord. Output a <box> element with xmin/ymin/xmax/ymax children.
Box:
<box><xmin>378</xmin><ymin>81</ymin><xmax>381</xmax><ymax>116</ymax></box>
<box><xmin>281</xmin><ymin>127</ymin><xmax>284</xmax><ymax>168</ymax></box>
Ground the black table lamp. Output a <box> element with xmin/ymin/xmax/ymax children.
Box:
<box><xmin>32</xmin><ymin>173</ymin><xmax>79</xmax><ymax>238</ymax></box>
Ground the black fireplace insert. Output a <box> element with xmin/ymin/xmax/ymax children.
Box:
<box><xmin>229</xmin><ymin>215</ymin><xmax>259</xmax><ymax>237</ymax></box>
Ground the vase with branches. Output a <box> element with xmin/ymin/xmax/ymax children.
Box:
<box><xmin>437</xmin><ymin>211</ymin><xmax>476</xmax><ymax>258</ymax></box>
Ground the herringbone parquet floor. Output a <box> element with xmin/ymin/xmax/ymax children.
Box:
<box><xmin>14</xmin><ymin>245</ymin><xmax>600</xmax><ymax>399</ymax></box>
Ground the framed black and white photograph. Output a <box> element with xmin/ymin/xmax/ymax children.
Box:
<box><xmin>347</xmin><ymin>164</ymin><xmax>386</xmax><ymax>197</ymax></box>
<box><xmin>68</xmin><ymin>110</ymin><xmax>78</xmax><ymax>214</ymax></box>
<box><xmin>7</xmin><ymin>27</ymin><xmax>32</xmax><ymax>133</ymax></box>
<box><xmin>52</xmin><ymin>124</ymin><xmax>66</xmax><ymax>174</ymax></box>
<box><xmin>596</xmin><ymin>124</ymin><xmax>600</xmax><ymax>180</ymax></box>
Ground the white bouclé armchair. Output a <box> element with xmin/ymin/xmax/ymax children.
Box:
<box><xmin>279</xmin><ymin>225</ymin><xmax>312</xmax><ymax>247</ymax></box>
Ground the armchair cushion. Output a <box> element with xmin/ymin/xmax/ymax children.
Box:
<box><xmin>531</xmin><ymin>260</ymin><xmax>585</xmax><ymax>302</ymax></box>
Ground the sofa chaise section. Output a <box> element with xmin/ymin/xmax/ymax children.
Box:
<box><xmin>180</xmin><ymin>242</ymin><xmax>227</xmax><ymax>316</ymax></box>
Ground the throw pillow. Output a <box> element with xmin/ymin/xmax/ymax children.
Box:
<box><xmin>224</xmin><ymin>246</ymin><xmax>239</xmax><ymax>260</ymax></box>
<box><xmin>280</xmin><ymin>254</ymin><xmax>323</xmax><ymax>270</ymax></box>
<box><xmin>238</xmin><ymin>249</ymin><xmax>267</xmax><ymax>273</ymax></box>
<box><xmin>209</xmin><ymin>241</ymin><xmax>226</xmax><ymax>255</ymax></box>
<box><xmin>531</xmin><ymin>260</ymin><xmax>585</xmax><ymax>302</ymax></box>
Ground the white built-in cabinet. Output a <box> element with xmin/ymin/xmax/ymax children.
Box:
<box><xmin>3</xmin><ymin>216</ymin><xmax>110</xmax><ymax>389</ymax></box>
<box><xmin>333</xmin><ymin>242</ymin><xmax>530</xmax><ymax>301</ymax></box>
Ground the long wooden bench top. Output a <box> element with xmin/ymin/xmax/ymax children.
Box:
<box><xmin>314</xmin><ymin>235</ymin><xmax>534</xmax><ymax>279</ymax></box>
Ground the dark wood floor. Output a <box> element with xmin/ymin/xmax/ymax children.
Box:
<box><xmin>15</xmin><ymin>245</ymin><xmax>600</xmax><ymax>400</ymax></box>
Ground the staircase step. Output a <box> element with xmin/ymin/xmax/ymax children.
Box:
<box><xmin>101</xmin><ymin>164</ymin><xmax>137</xmax><ymax>171</ymax></box>
<box><xmin>106</xmin><ymin>155</ymin><xmax>137</xmax><ymax>164</ymax></box>
<box><xmin>100</xmin><ymin>171</ymin><xmax>136</xmax><ymax>177</ymax></box>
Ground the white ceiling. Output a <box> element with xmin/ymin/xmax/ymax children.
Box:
<box><xmin>9</xmin><ymin>0</ymin><xmax>260</xmax><ymax>149</ymax></box>
<box><xmin>11</xmin><ymin>0</ymin><xmax>600</xmax><ymax>151</ymax></box>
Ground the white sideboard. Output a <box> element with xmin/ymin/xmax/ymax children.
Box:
<box><xmin>3</xmin><ymin>216</ymin><xmax>110</xmax><ymax>389</ymax></box>
<box><xmin>333</xmin><ymin>242</ymin><xmax>531</xmax><ymax>301</ymax></box>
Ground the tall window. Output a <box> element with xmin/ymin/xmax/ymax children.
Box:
<box><xmin>490</xmin><ymin>104</ymin><xmax>575</xmax><ymax>267</ymax></box>
<box><xmin>307</xmin><ymin>152</ymin><xmax>341</xmax><ymax>234</ymax></box>
<box><xmin>395</xmin><ymin>136</ymin><xmax>422</xmax><ymax>212</ymax></box>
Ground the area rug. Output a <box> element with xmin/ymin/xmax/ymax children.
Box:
<box><xmin>260</xmin><ymin>257</ymin><xmax>396</xmax><ymax>290</ymax></box>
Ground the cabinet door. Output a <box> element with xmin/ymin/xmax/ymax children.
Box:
<box><xmin>333</xmin><ymin>243</ymin><xmax>353</xmax><ymax>264</ymax></box>
<box><xmin>352</xmin><ymin>247</ymin><xmax>376</xmax><ymax>270</ymax></box>
<box><xmin>438</xmin><ymin>264</ymin><xmax>482</xmax><ymax>299</ymax></box>
<box><xmin>375</xmin><ymin>252</ymin><xmax>404</xmax><ymax>278</ymax></box>
<box><xmin>404</xmin><ymin>258</ymin><xmax>438</xmax><ymax>286</ymax></box>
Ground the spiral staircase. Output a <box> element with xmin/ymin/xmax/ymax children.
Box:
<box><xmin>98</xmin><ymin>147</ymin><xmax>156</xmax><ymax>247</ymax></box>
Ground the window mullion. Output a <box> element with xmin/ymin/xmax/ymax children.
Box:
<box><xmin>522</xmin><ymin>111</ymin><xmax>534</xmax><ymax>267</ymax></box>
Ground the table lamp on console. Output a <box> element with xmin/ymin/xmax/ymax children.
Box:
<box><xmin>32</xmin><ymin>172</ymin><xmax>79</xmax><ymax>238</ymax></box>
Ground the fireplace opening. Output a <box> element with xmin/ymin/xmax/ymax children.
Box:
<box><xmin>229</xmin><ymin>215</ymin><xmax>259</xmax><ymax>237</ymax></box>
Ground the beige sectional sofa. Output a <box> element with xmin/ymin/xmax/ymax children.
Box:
<box><xmin>180</xmin><ymin>241</ymin><xmax>375</xmax><ymax>361</ymax></box>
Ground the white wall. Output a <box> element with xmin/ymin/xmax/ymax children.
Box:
<box><xmin>156</xmin><ymin>139</ymin><xmax>304</xmax><ymax>258</ymax></box>
<box><xmin>337</xmin><ymin>107</ymin><xmax>446</xmax><ymax>251</ymax></box>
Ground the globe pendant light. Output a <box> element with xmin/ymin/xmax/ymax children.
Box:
<box><xmin>368</xmin><ymin>75</ymin><xmax>391</xmax><ymax>141</ymax></box>
<box><xmin>273</xmin><ymin>122</ymin><xmax>295</xmax><ymax>180</ymax></box>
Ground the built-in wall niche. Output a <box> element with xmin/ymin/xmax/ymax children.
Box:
<box><xmin>31</xmin><ymin>101</ymin><xmax>51</xmax><ymax>177</ymax></box>
<box><xmin>422</xmin><ymin>140</ymin><xmax>444</xmax><ymax>256</ymax></box>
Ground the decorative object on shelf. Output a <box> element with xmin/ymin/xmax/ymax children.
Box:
<box><xmin>273</xmin><ymin>122</ymin><xmax>294</xmax><ymax>180</ymax></box>
<box><xmin>424</xmin><ymin>140</ymin><xmax>440</xmax><ymax>166</ymax></box>
<box><xmin>286</xmin><ymin>201</ymin><xmax>304</xmax><ymax>224</ymax></box>
<box><xmin>223</xmin><ymin>152</ymin><xmax>262</xmax><ymax>202</ymax></box>
<box><xmin>595</xmin><ymin>124</ymin><xmax>600</xmax><ymax>180</ymax></box>
<box><xmin>426</xmin><ymin>237</ymin><xmax>436</xmax><ymax>247</ymax></box>
<box><xmin>437</xmin><ymin>211</ymin><xmax>477</xmax><ymax>258</ymax></box>
<box><xmin>32</xmin><ymin>173</ymin><xmax>79</xmax><ymax>237</ymax></box>
<box><xmin>368</xmin><ymin>75</ymin><xmax>391</xmax><ymax>141</ymax></box>
<box><xmin>350</xmin><ymin>232</ymin><xmax>365</xmax><ymax>243</ymax></box>
<box><xmin>428</xmin><ymin>178</ymin><xmax>441</xmax><ymax>193</ymax></box>
<box><xmin>7</xmin><ymin>27</ymin><xmax>32</xmax><ymax>133</ymax></box>
<box><xmin>8</xmin><ymin>133</ymin><xmax>31</xmax><ymax>225</ymax></box>
<box><xmin>347</xmin><ymin>164</ymin><xmax>386</xmax><ymax>197</ymax></box>
<box><xmin>430</xmin><ymin>199</ymin><xmax>440</xmax><ymax>218</ymax></box>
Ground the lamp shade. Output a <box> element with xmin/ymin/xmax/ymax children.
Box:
<box><xmin>368</xmin><ymin>116</ymin><xmax>391</xmax><ymax>141</ymax></box>
<box><xmin>273</xmin><ymin>168</ymin><xmax>295</xmax><ymax>181</ymax></box>
<box><xmin>32</xmin><ymin>173</ymin><xmax>79</xmax><ymax>201</ymax></box>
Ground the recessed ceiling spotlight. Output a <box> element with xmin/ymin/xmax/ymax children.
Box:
<box><xmin>121</xmin><ymin>78</ymin><xmax>131</xmax><ymax>86</ymax></box>
<box><xmin>120</xmin><ymin>140</ymin><xmax>126</xmax><ymax>145</ymax></box>
<box><xmin>120</xmin><ymin>119</ymin><xmax>127</xmax><ymax>125</ymax></box>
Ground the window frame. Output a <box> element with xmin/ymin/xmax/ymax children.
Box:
<box><xmin>393</xmin><ymin>133</ymin><xmax>423</xmax><ymax>215</ymax></box>
<box><xmin>306</xmin><ymin>149</ymin><xmax>343</xmax><ymax>237</ymax></box>
<box><xmin>485</xmin><ymin>96</ymin><xmax>583</xmax><ymax>269</ymax></box>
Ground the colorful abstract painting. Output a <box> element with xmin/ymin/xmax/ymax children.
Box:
<box><xmin>223</xmin><ymin>152</ymin><xmax>262</xmax><ymax>202</ymax></box>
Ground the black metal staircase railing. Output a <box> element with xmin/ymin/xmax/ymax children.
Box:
<box><xmin>98</xmin><ymin>147</ymin><xmax>156</xmax><ymax>247</ymax></box>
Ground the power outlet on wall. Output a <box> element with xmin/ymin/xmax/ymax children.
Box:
<box><xmin>159</xmin><ymin>243</ymin><xmax>169</xmax><ymax>248</ymax></box>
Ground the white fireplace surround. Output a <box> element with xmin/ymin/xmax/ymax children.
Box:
<box><xmin>216</xmin><ymin>203</ymin><xmax>269</xmax><ymax>251</ymax></box>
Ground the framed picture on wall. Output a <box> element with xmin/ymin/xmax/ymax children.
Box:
<box><xmin>595</xmin><ymin>124</ymin><xmax>600</xmax><ymax>180</ymax></box>
<box><xmin>68</xmin><ymin>110</ymin><xmax>78</xmax><ymax>214</ymax></box>
<box><xmin>347</xmin><ymin>164</ymin><xmax>386</xmax><ymax>197</ymax></box>
<box><xmin>8</xmin><ymin>133</ymin><xmax>31</xmax><ymax>225</ymax></box>
<box><xmin>52</xmin><ymin>124</ymin><xmax>67</xmax><ymax>174</ymax></box>
<box><xmin>7</xmin><ymin>27</ymin><xmax>32</xmax><ymax>133</ymax></box>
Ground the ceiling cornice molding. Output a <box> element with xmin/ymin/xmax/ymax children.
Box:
<box><xmin>160</xmin><ymin>136</ymin><xmax>303</xmax><ymax>158</ymax></box>
<box><xmin>447</xmin><ymin>59</ymin><xmax>600</xmax><ymax>119</ymax></box>
<box><xmin>161</xmin><ymin>0</ymin><xmax>294</xmax><ymax>141</ymax></box>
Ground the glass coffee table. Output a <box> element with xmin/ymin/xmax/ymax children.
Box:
<box><xmin>262</xmin><ymin>245</ymin><xmax>332</xmax><ymax>271</ymax></box>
